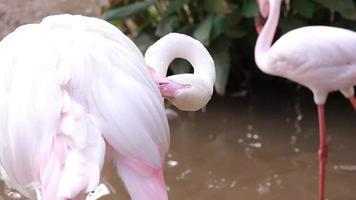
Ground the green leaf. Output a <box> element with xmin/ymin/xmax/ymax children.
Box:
<box><xmin>103</xmin><ymin>1</ymin><xmax>155</xmax><ymax>21</ymax></box>
<box><xmin>177</xmin><ymin>24</ymin><xmax>197</xmax><ymax>35</ymax></box>
<box><xmin>134</xmin><ymin>30</ymin><xmax>157</xmax><ymax>53</ymax></box>
<box><xmin>280</xmin><ymin>16</ymin><xmax>307</xmax><ymax>33</ymax></box>
<box><xmin>170</xmin><ymin>59</ymin><xmax>192</xmax><ymax>74</ymax></box>
<box><xmin>165</xmin><ymin>0</ymin><xmax>192</xmax><ymax>16</ymax></box>
<box><xmin>211</xmin><ymin>11</ymin><xmax>240</xmax><ymax>40</ymax></box>
<box><xmin>313</xmin><ymin>0</ymin><xmax>356</xmax><ymax>20</ymax></box>
<box><xmin>340</xmin><ymin>11</ymin><xmax>356</xmax><ymax>21</ymax></box>
<box><xmin>240</xmin><ymin>0</ymin><xmax>258</xmax><ymax>18</ymax></box>
<box><xmin>294</xmin><ymin>0</ymin><xmax>315</xmax><ymax>18</ymax></box>
<box><xmin>313</xmin><ymin>0</ymin><xmax>352</xmax><ymax>11</ymax></box>
<box><xmin>224</xmin><ymin>28</ymin><xmax>247</xmax><ymax>39</ymax></box>
<box><xmin>155</xmin><ymin>15</ymin><xmax>177</xmax><ymax>37</ymax></box>
<box><xmin>209</xmin><ymin>36</ymin><xmax>231</xmax><ymax>96</ymax></box>
<box><xmin>193</xmin><ymin>14</ymin><xmax>215</xmax><ymax>46</ymax></box>
<box><xmin>204</xmin><ymin>0</ymin><xmax>230</xmax><ymax>14</ymax></box>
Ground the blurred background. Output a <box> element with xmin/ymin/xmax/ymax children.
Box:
<box><xmin>0</xmin><ymin>0</ymin><xmax>355</xmax><ymax>199</ymax></box>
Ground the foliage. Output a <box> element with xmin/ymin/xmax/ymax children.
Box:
<box><xmin>103</xmin><ymin>0</ymin><xmax>356</xmax><ymax>96</ymax></box>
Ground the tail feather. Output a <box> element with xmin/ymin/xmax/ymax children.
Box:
<box><xmin>116</xmin><ymin>157</ymin><xmax>168</xmax><ymax>200</ymax></box>
<box><xmin>56</xmin><ymin>99</ymin><xmax>106</xmax><ymax>199</ymax></box>
<box><xmin>57</xmin><ymin>151</ymin><xmax>102</xmax><ymax>199</ymax></box>
<box><xmin>41</xmin><ymin>157</ymin><xmax>63</xmax><ymax>200</ymax></box>
<box><xmin>39</xmin><ymin>97</ymin><xmax>106</xmax><ymax>200</ymax></box>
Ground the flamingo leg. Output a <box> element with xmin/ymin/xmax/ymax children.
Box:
<box><xmin>317</xmin><ymin>104</ymin><xmax>328</xmax><ymax>200</ymax></box>
<box><xmin>348</xmin><ymin>96</ymin><xmax>356</xmax><ymax>111</ymax></box>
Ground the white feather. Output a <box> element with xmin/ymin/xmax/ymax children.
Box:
<box><xmin>0</xmin><ymin>14</ymin><xmax>170</xmax><ymax>200</ymax></box>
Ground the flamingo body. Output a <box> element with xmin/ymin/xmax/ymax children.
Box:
<box><xmin>255</xmin><ymin>0</ymin><xmax>356</xmax><ymax>199</ymax></box>
<box><xmin>0</xmin><ymin>14</ymin><xmax>215</xmax><ymax>200</ymax></box>
<box><xmin>0</xmin><ymin>14</ymin><xmax>169</xmax><ymax>200</ymax></box>
<box><xmin>260</xmin><ymin>26</ymin><xmax>356</xmax><ymax>103</ymax></box>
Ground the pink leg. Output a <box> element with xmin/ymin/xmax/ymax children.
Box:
<box><xmin>317</xmin><ymin>104</ymin><xmax>328</xmax><ymax>200</ymax></box>
<box><xmin>348</xmin><ymin>96</ymin><xmax>356</xmax><ymax>111</ymax></box>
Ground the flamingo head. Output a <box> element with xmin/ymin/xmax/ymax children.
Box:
<box><xmin>165</xmin><ymin>74</ymin><xmax>214</xmax><ymax>112</ymax></box>
<box><xmin>145</xmin><ymin>33</ymin><xmax>215</xmax><ymax>112</ymax></box>
<box><xmin>149</xmin><ymin>67</ymin><xmax>214</xmax><ymax>112</ymax></box>
<box><xmin>255</xmin><ymin>0</ymin><xmax>269</xmax><ymax>34</ymax></box>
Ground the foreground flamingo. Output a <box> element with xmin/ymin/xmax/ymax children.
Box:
<box><xmin>254</xmin><ymin>0</ymin><xmax>356</xmax><ymax>199</ymax></box>
<box><xmin>145</xmin><ymin>33</ymin><xmax>215</xmax><ymax>112</ymax></box>
<box><xmin>0</xmin><ymin>14</ymin><xmax>215</xmax><ymax>200</ymax></box>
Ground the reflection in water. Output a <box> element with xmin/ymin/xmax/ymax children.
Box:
<box><xmin>1</xmin><ymin>86</ymin><xmax>355</xmax><ymax>200</ymax></box>
<box><xmin>333</xmin><ymin>165</ymin><xmax>356</xmax><ymax>172</ymax></box>
<box><xmin>293</xmin><ymin>85</ymin><xmax>303</xmax><ymax>135</ymax></box>
<box><xmin>291</xmin><ymin>85</ymin><xmax>303</xmax><ymax>154</ymax></box>
<box><xmin>0</xmin><ymin>183</ymin><xmax>21</xmax><ymax>200</ymax></box>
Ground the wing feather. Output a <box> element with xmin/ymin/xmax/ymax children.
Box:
<box><xmin>0</xmin><ymin>25</ymin><xmax>63</xmax><ymax>198</ymax></box>
<box><xmin>0</xmin><ymin>15</ymin><xmax>170</xmax><ymax>199</ymax></box>
<box><xmin>50</xmin><ymin>16</ymin><xmax>170</xmax><ymax>169</ymax></box>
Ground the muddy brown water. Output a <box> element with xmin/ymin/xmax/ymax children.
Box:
<box><xmin>104</xmin><ymin>86</ymin><xmax>356</xmax><ymax>200</ymax></box>
<box><xmin>1</xmin><ymin>85</ymin><xmax>355</xmax><ymax>200</ymax></box>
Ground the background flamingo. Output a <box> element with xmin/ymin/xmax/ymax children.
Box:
<box><xmin>254</xmin><ymin>0</ymin><xmax>356</xmax><ymax>199</ymax></box>
<box><xmin>0</xmin><ymin>14</ymin><xmax>215</xmax><ymax>200</ymax></box>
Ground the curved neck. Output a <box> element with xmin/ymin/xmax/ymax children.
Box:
<box><xmin>145</xmin><ymin>33</ymin><xmax>215</xmax><ymax>86</ymax></box>
<box><xmin>255</xmin><ymin>0</ymin><xmax>281</xmax><ymax>68</ymax></box>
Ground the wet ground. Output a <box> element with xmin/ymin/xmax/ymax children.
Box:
<box><xmin>0</xmin><ymin>84</ymin><xmax>355</xmax><ymax>200</ymax></box>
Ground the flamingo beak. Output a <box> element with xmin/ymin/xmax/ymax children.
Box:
<box><xmin>255</xmin><ymin>0</ymin><xmax>268</xmax><ymax>34</ymax></box>
<box><xmin>158</xmin><ymin>80</ymin><xmax>188</xmax><ymax>101</ymax></box>
<box><xmin>148</xmin><ymin>66</ymin><xmax>188</xmax><ymax>100</ymax></box>
<box><xmin>254</xmin><ymin>11</ymin><xmax>267</xmax><ymax>35</ymax></box>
